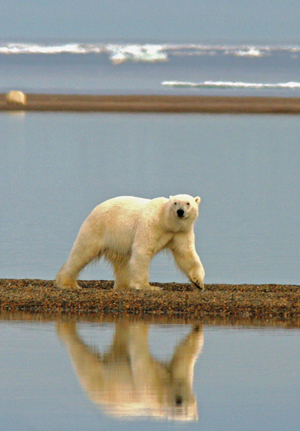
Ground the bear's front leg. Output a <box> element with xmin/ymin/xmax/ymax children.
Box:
<box><xmin>128</xmin><ymin>247</ymin><xmax>161</xmax><ymax>291</ymax></box>
<box><xmin>188</xmin><ymin>264</ymin><xmax>205</xmax><ymax>290</ymax></box>
<box><xmin>170</xmin><ymin>234</ymin><xmax>205</xmax><ymax>290</ymax></box>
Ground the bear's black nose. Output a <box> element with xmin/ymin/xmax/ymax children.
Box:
<box><xmin>175</xmin><ymin>395</ymin><xmax>183</xmax><ymax>405</ymax></box>
<box><xmin>177</xmin><ymin>209</ymin><xmax>184</xmax><ymax>218</ymax></box>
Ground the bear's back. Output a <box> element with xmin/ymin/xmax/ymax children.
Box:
<box><xmin>101</xmin><ymin>196</ymin><xmax>150</xmax><ymax>214</ymax></box>
<box><xmin>89</xmin><ymin>196</ymin><xmax>151</xmax><ymax>252</ymax></box>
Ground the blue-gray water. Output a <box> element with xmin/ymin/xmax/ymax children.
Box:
<box><xmin>1</xmin><ymin>112</ymin><xmax>299</xmax><ymax>285</ymax></box>
<box><xmin>1</xmin><ymin>1</ymin><xmax>300</xmax><ymax>43</ymax></box>
<box><xmin>1</xmin><ymin>319</ymin><xmax>300</xmax><ymax>431</ymax></box>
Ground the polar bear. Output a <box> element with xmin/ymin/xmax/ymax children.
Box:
<box><xmin>57</xmin><ymin>321</ymin><xmax>204</xmax><ymax>421</ymax></box>
<box><xmin>55</xmin><ymin>194</ymin><xmax>205</xmax><ymax>291</ymax></box>
<box><xmin>6</xmin><ymin>90</ymin><xmax>27</xmax><ymax>105</ymax></box>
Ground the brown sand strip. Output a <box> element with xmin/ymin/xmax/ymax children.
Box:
<box><xmin>1</xmin><ymin>280</ymin><xmax>299</xmax><ymax>325</ymax></box>
<box><xmin>2</xmin><ymin>94</ymin><xmax>300</xmax><ymax>113</ymax></box>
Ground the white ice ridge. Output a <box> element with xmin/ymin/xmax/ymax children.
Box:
<box><xmin>0</xmin><ymin>43</ymin><xmax>104</xmax><ymax>54</ymax></box>
<box><xmin>162</xmin><ymin>81</ymin><xmax>300</xmax><ymax>89</ymax></box>
<box><xmin>1</xmin><ymin>41</ymin><xmax>300</xmax><ymax>62</ymax></box>
<box><xmin>0</xmin><ymin>42</ymin><xmax>168</xmax><ymax>62</ymax></box>
<box><xmin>106</xmin><ymin>44</ymin><xmax>168</xmax><ymax>63</ymax></box>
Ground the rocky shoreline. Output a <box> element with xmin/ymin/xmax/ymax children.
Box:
<box><xmin>1</xmin><ymin>279</ymin><xmax>299</xmax><ymax>326</ymax></box>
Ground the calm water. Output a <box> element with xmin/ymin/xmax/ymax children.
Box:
<box><xmin>1</xmin><ymin>318</ymin><xmax>300</xmax><ymax>431</ymax></box>
<box><xmin>1</xmin><ymin>112</ymin><xmax>299</xmax><ymax>285</ymax></box>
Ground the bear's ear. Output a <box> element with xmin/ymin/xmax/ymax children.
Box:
<box><xmin>195</xmin><ymin>196</ymin><xmax>201</xmax><ymax>205</ymax></box>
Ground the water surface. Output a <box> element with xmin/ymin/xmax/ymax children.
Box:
<box><xmin>1</xmin><ymin>317</ymin><xmax>300</xmax><ymax>431</ymax></box>
<box><xmin>1</xmin><ymin>112</ymin><xmax>299</xmax><ymax>284</ymax></box>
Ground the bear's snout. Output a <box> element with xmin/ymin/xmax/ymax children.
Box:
<box><xmin>175</xmin><ymin>394</ymin><xmax>183</xmax><ymax>405</ymax></box>
<box><xmin>177</xmin><ymin>209</ymin><xmax>185</xmax><ymax>218</ymax></box>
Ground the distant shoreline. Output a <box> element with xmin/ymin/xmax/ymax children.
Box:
<box><xmin>1</xmin><ymin>279</ymin><xmax>299</xmax><ymax>324</ymax></box>
<box><xmin>2</xmin><ymin>94</ymin><xmax>300</xmax><ymax>114</ymax></box>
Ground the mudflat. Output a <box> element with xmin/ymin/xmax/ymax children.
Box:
<box><xmin>2</xmin><ymin>94</ymin><xmax>300</xmax><ymax>113</ymax></box>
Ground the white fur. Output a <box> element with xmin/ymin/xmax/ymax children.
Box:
<box><xmin>55</xmin><ymin>194</ymin><xmax>205</xmax><ymax>291</ymax></box>
<box><xmin>6</xmin><ymin>90</ymin><xmax>27</xmax><ymax>105</ymax></box>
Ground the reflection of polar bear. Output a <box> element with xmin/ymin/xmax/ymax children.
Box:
<box><xmin>56</xmin><ymin>194</ymin><xmax>205</xmax><ymax>291</ymax></box>
<box><xmin>57</xmin><ymin>321</ymin><xmax>203</xmax><ymax>421</ymax></box>
<box><xmin>6</xmin><ymin>90</ymin><xmax>27</xmax><ymax>105</ymax></box>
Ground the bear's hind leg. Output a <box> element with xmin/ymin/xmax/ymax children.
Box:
<box><xmin>55</xmin><ymin>238</ymin><xmax>104</xmax><ymax>290</ymax></box>
<box><xmin>112</xmin><ymin>259</ymin><xmax>131</xmax><ymax>291</ymax></box>
<box><xmin>55</xmin><ymin>269</ymin><xmax>81</xmax><ymax>290</ymax></box>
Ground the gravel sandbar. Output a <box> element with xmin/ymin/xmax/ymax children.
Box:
<box><xmin>1</xmin><ymin>279</ymin><xmax>299</xmax><ymax>326</ymax></box>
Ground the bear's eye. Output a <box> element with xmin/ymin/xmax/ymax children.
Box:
<box><xmin>187</xmin><ymin>202</ymin><xmax>190</xmax><ymax>206</ymax></box>
<box><xmin>174</xmin><ymin>202</ymin><xmax>177</xmax><ymax>205</ymax></box>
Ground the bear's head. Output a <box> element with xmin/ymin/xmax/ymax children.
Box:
<box><xmin>168</xmin><ymin>194</ymin><xmax>201</xmax><ymax>223</ymax></box>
